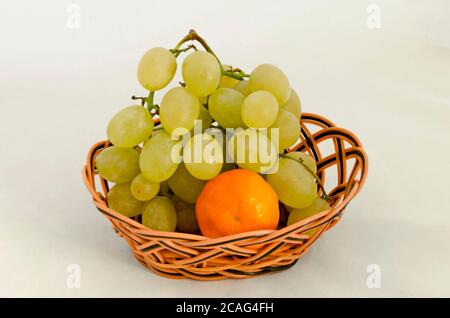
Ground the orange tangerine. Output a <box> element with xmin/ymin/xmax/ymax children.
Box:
<box><xmin>196</xmin><ymin>169</ymin><xmax>279</xmax><ymax>238</ymax></box>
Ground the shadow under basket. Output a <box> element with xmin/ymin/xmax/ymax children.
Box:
<box><xmin>83</xmin><ymin>113</ymin><xmax>368</xmax><ymax>280</ymax></box>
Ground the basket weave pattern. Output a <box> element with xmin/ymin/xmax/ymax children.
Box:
<box><xmin>83</xmin><ymin>113</ymin><xmax>368</xmax><ymax>280</ymax></box>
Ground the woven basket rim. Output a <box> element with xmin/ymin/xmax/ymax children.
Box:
<box><xmin>82</xmin><ymin>112</ymin><xmax>368</xmax><ymax>244</ymax></box>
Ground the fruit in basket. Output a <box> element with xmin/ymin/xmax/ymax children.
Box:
<box><xmin>233</xmin><ymin>80</ymin><xmax>250</xmax><ymax>96</ymax></box>
<box><xmin>160</xmin><ymin>87</ymin><xmax>200</xmax><ymax>134</ymax></box>
<box><xmin>142</xmin><ymin>196</ymin><xmax>177</xmax><ymax>232</ymax></box>
<box><xmin>281</xmin><ymin>89</ymin><xmax>302</xmax><ymax>120</ymax></box>
<box><xmin>139</xmin><ymin>131</ymin><xmax>179</xmax><ymax>182</ymax></box>
<box><xmin>196</xmin><ymin>105</ymin><xmax>213</xmax><ymax>132</ymax></box>
<box><xmin>107</xmin><ymin>183</ymin><xmax>145</xmax><ymax>217</ymax></box>
<box><xmin>286</xmin><ymin>152</ymin><xmax>317</xmax><ymax>173</ymax></box>
<box><xmin>131</xmin><ymin>174</ymin><xmax>160</xmax><ymax>201</ymax></box>
<box><xmin>83</xmin><ymin>30</ymin><xmax>371</xmax><ymax>281</ymax></box>
<box><xmin>107</xmin><ymin>105</ymin><xmax>154</xmax><ymax>148</ymax></box>
<box><xmin>182</xmin><ymin>51</ymin><xmax>221</xmax><ymax>97</ymax></box>
<box><xmin>172</xmin><ymin>196</ymin><xmax>199</xmax><ymax>234</ymax></box>
<box><xmin>183</xmin><ymin>133</ymin><xmax>223</xmax><ymax>180</ymax></box>
<box><xmin>241</xmin><ymin>91</ymin><xmax>279</xmax><ymax>128</ymax></box>
<box><xmin>287</xmin><ymin>198</ymin><xmax>331</xmax><ymax>236</ymax></box>
<box><xmin>138</xmin><ymin>47</ymin><xmax>177</xmax><ymax>91</ymax></box>
<box><xmin>95</xmin><ymin>30</ymin><xmax>333</xmax><ymax>238</ymax></box>
<box><xmin>248</xmin><ymin>64</ymin><xmax>291</xmax><ymax>105</ymax></box>
<box><xmin>96</xmin><ymin>146</ymin><xmax>140</xmax><ymax>183</ymax></box>
<box><xmin>227</xmin><ymin>128</ymin><xmax>278</xmax><ymax>173</ymax></box>
<box><xmin>266</xmin><ymin>156</ymin><xmax>317</xmax><ymax>208</ymax></box>
<box><xmin>208</xmin><ymin>88</ymin><xmax>246</xmax><ymax>128</ymax></box>
<box><xmin>196</xmin><ymin>169</ymin><xmax>279</xmax><ymax>238</ymax></box>
<box><xmin>268</xmin><ymin>109</ymin><xmax>301</xmax><ymax>152</ymax></box>
<box><xmin>168</xmin><ymin>163</ymin><xmax>207</xmax><ymax>203</ymax></box>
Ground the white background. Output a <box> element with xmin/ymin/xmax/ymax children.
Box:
<box><xmin>1</xmin><ymin>0</ymin><xmax>449</xmax><ymax>297</ymax></box>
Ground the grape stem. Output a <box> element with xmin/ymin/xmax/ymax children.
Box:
<box><xmin>170</xmin><ymin>44</ymin><xmax>198</xmax><ymax>57</ymax></box>
<box><xmin>281</xmin><ymin>154</ymin><xmax>330</xmax><ymax>201</ymax></box>
<box><xmin>132</xmin><ymin>94</ymin><xmax>159</xmax><ymax>114</ymax></box>
<box><xmin>173</xmin><ymin>29</ymin><xmax>249</xmax><ymax>80</ymax></box>
<box><xmin>145</xmin><ymin>91</ymin><xmax>159</xmax><ymax>113</ymax></box>
<box><xmin>223</xmin><ymin>68</ymin><xmax>249</xmax><ymax>80</ymax></box>
<box><xmin>131</xmin><ymin>95</ymin><xmax>147</xmax><ymax>106</ymax></box>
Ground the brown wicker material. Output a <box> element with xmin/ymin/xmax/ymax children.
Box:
<box><xmin>82</xmin><ymin>113</ymin><xmax>368</xmax><ymax>280</ymax></box>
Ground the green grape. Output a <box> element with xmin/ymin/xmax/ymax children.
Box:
<box><xmin>233</xmin><ymin>80</ymin><xmax>250</xmax><ymax>96</ymax></box>
<box><xmin>268</xmin><ymin>109</ymin><xmax>301</xmax><ymax>152</ymax></box>
<box><xmin>183</xmin><ymin>133</ymin><xmax>223</xmax><ymax>180</ymax></box>
<box><xmin>241</xmin><ymin>91</ymin><xmax>279</xmax><ymax>128</ymax></box>
<box><xmin>160</xmin><ymin>87</ymin><xmax>200</xmax><ymax>134</ymax></box>
<box><xmin>228</xmin><ymin>128</ymin><xmax>278</xmax><ymax>173</ymax></box>
<box><xmin>96</xmin><ymin>146</ymin><xmax>140</xmax><ymax>183</ymax></box>
<box><xmin>266</xmin><ymin>157</ymin><xmax>317</xmax><ymax>208</ymax></box>
<box><xmin>219</xmin><ymin>77</ymin><xmax>239</xmax><ymax>89</ymax></box>
<box><xmin>196</xmin><ymin>105</ymin><xmax>213</xmax><ymax>132</ymax></box>
<box><xmin>281</xmin><ymin>89</ymin><xmax>302</xmax><ymax>120</ymax></box>
<box><xmin>182</xmin><ymin>51</ymin><xmax>221</xmax><ymax>97</ymax></box>
<box><xmin>142</xmin><ymin>196</ymin><xmax>177</xmax><ymax>232</ymax></box>
<box><xmin>107</xmin><ymin>183</ymin><xmax>145</xmax><ymax>217</ymax></box>
<box><xmin>248</xmin><ymin>64</ymin><xmax>291</xmax><ymax>105</ymax></box>
<box><xmin>209</xmin><ymin>88</ymin><xmax>246</xmax><ymax>128</ymax></box>
<box><xmin>219</xmin><ymin>65</ymin><xmax>240</xmax><ymax>88</ymax></box>
<box><xmin>137</xmin><ymin>47</ymin><xmax>177</xmax><ymax>91</ymax></box>
<box><xmin>172</xmin><ymin>196</ymin><xmax>199</xmax><ymax>234</ymax></box>
<box><xmin>287</xmin><ymin>198</ymin><xmax>330</xmax><ymax>235</ymax></box>
<box><xmin>107</xmin><ymin>105</ymin><xmax>154</xmax><ymax>148</ymax></box>
<box><xmin>130</xmin><ymin>173</ymin><xmax>160</xmax><ymax>201</ymax></box>
<box><xmin>139</xmin><ymin>131</ymin><xmax>179</xmax><ymax>182</ymax></box>
<box><xmin>168</xmin><ymin>163</ymin><xmax>206</xmax><ymax>203</ymax></box>
<box><xmin>286</xmin><ymin>151</ymin><xmax>317</xmax><ymax>174</ymax></box>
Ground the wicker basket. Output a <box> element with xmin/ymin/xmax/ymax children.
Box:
<box><xmin>83</xmin><ymin>113</ymin><xmax>368</xmax><ymax>280</ymax></box>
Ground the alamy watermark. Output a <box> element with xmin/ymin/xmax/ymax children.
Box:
<box><xmin>366</xmin><ymin>264</ymin><xmax>381</xmax><ymax>288</ymax></box>
<box><xmin>66</xmin><ymin>4</ymin><xmax>81</xmax><ymax>29</ymax></box>
<box><xmin>366</xmin><ymin>4</ymin><xmax>382</xmax><ymax>29</ymax></box>
<box><xmin>66</xmin><ymin>264</ymin><xmax>81</xmax><ymax>289</ymax></box>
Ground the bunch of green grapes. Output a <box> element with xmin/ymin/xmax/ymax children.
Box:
<box><xmin>95</xmin><ymin>30</ymin><xmax>330</xmax><ymax>236</ymax></box>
